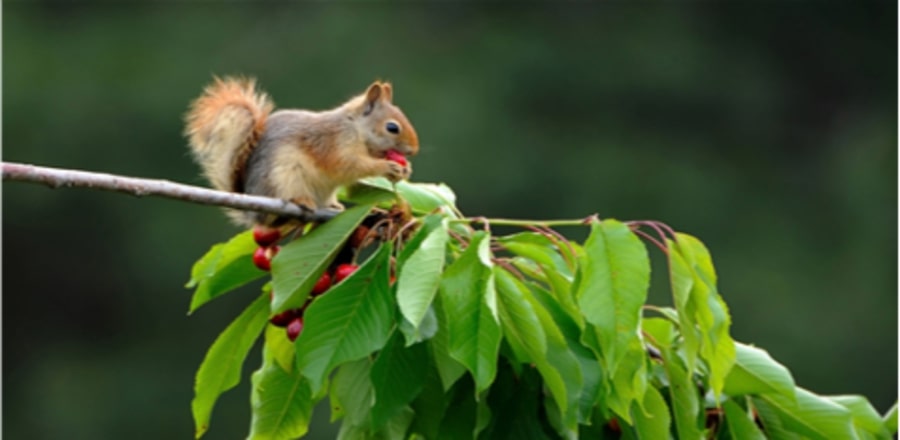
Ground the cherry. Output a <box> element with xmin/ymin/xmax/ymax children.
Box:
<box><xmin>253</xmin><ymin>247</ymin><xmax>271</xmax><ymax>271</ymax></box>
<box><xmin>253</xmin><ymin>245</ymin><xmax>280</xmax><ymax>271</ymax></box>
<box><xmin>286</xmin><ymin>317</ymin><xmax>304</xmax><ymax>342</ymax></box>
<box><xmin>333</xmin><ymin>263</ymin><xmax>359</xmax><ymax>284</ymax></box>
<box><xmin>385</xmin><ymin>149</ymin><xmax>408</xmax><ymax>167</ymax></box>
<box><xmin>311</xmin><ymin>272</ymin><xmax>332</xmax><ymax>296</ymax></box>
<box><xmin>608</xmin><ymin>418</ymin><xmax>620</xmax><ymax>433</ymax></box>
<box><xmin>253</xmin><ymin>226</ymin><xmax>282</xmax><ymax>247</ymax></box>
<box><xmin>270</xmin><ymin>308</ymin><xmax>302</xmax><ymax>327</ymax></box>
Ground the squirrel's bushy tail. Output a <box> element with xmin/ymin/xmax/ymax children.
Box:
<box><xmin>185</xmin><ymin>77</ymin><xmax>273</xmax><ymax>193</ymax></box>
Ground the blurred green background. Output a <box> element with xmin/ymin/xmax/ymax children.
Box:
<box><xmin>4</xmin><ymin>2</ymin><xmax>896</xmax><ymax>439</ymax></box>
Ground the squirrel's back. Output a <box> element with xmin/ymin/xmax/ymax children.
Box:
<box><xmin>184</xmin><ymin>77</ymin><xmax>273</xmax><ymax>193</ymax></box>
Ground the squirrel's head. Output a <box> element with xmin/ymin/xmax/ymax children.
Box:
<box><xmin>354</xmin><ymin>81</ymin><xmax>419</xmax><ymax>158</ymax></box>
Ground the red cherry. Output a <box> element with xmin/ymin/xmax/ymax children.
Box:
<box><xmin>270</xmin><ymin>308</ymin><xmax>302</xmax><ymax>327</ymax></box>
<box><xmin>608</xmin><ymin>418</ymin><xmax>620</xmax><ymax>433</ymax></box>
<box><xmin>286</xmin><ymin>317</ymin><xmax>304</xmax><ymax>342</ymax></box>
<box><xmin>389</xmin><ymin>274</ymin><xmax>397</xmax><ymax>285</ymax></box>
<box><xmin>333</xmin><ymin>264</ymin><xmax>359</xmax><ymax>284</ymax></box>
<box><xmin>385</xmin><ymin>149</ymin><xmax>408</xmax><ymax>167</ymax></box>
<box><xmin>311</xmin><ymin>272</ymin><xmax>332</xmax><ymax>296</ymax></box>
<box><xmin>253</xmin><ymin>226</ymin><xmax>282</xmax><ymax>247</ymax></box>
<box><xmin>253</xmin><ymin>247</ymin><xmax>271</xmax><ymax>271</ymax></box>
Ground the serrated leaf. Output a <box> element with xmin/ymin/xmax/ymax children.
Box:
<box><xmin>754</xmin><ymin>387</ymin><xmax>857</xmax><ymax>440</ymax></box>
<box><xmin>665</xmin><ymin>241</ymin><xmax>700</xmax><ymax>373</ymax></box>
<box><xmin>631</xmin><ymin>386</ymin><xmax>671</xmax><ymax>440</ymax></box>
<box><xmin>535</xmin><ymin>302</ymin><xmax>584</xmax><ymax>432</ymax></box>
<box><xmin>722</xmin><ymin>399</ymin><xmax>766</xmax><ymax>440</ymax></box>
<box><xmin>192</xmin><ymin>294</ymin><xmax>269</xmax><ymax>438</ymax></box>
<box><xmin>332</xmin><ymin>358</ymin><xmax>375</xmax><ymax>428</ymax></box>
<box><xmin>188</xmin><ymin>231</ymin><xmax>266</xmax><ymax>313</ymax></box>
<box><xmin>829</xmin><ymin>395</ymin><xmax>892</xmax><ymax>439</ymax></box>
<box><xmin>605</xmin><ymin>337</ymin><xmax>649</xmax><ymax>424</ymax></box>
<box><xmin>576</xmin><ymin>219</ymin><xmax>650</xmax><ymax>380</ymax></box>
<box><xmin>295</xmin><ymin>244</ymin><xmax>395</xmax><ymax>392</ymax></box>
<box><xmin>430</xmin><ymin>295</ymin><xmax>467</xmax><ymax>391</ymax></box>
<box><xmin>248</xmin><ymin>345</ymin><xmax>314</xmax><ymax>440</ymax></box>
<box><xmin>439</xmin><ymin>231</ymin><xmax>501</xmax><ymax>393</ymax></box>
<box><xmin>494</xmin><ymin>267</ymin><xmax>547</xmax><ymax>362</ymax></box>
<box><xmin>495</xmin><ymin>267</ymin><xmax>582</xmax><ymax>429</ymax></box>
<box><xmin>397</xmin><ymin>216</ymin><xmax>449</xmax><ymax>340</ymax></box>
<box><xmin>271</xmin><ymin>202</ymin><xmax>382</xmax><ymax>314</ymax></box>
<box><xmin>642</xmin><ymin>318</ymin><xmax>703</xmax><ymax>440</ymax></box>
<box><xmin>370</xmin><ymin>331</ymin><xmax>429</xmax><ymax>430</ymax></box>
<box><xmin>724</xmin><ymin>343</ymin><xmax>796</xmax><ymax>400</ymax></box>
<box><xmin>672</xmin><ymin>233</ymin><xmax>736</xmax><ymax>400</ymax></box>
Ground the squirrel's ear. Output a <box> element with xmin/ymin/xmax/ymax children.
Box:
<box><xmin>381</xmin><ymin>83</ymin><xmax>393</xmax><ymax>103</ymax></box>
<box><xmin>363</xmin><ymin>82</ymin><xmax>383</xmax><ymax>116</ymax></box>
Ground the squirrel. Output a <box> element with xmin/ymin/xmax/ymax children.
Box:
<box><xmin>184</xmin><ymin>76</ymin><xmax>419</xmax><ymax>227</ymax></box>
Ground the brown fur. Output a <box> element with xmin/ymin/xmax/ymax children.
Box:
<box><xmin>184</xmin><ymin>77</ymin><xmax>419</xmax><ymax>227</ymax></box>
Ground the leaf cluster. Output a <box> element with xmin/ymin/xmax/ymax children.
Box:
<box><xmin>186</xmin><ymin>178</ymin><xmax>895</xmax><ymax>440</ymax></box>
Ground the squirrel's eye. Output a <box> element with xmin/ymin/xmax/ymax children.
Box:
<box><xmin>386</xmin><ymin>121</ymin><xmax>400</xmax><ymax>134</ymax></box>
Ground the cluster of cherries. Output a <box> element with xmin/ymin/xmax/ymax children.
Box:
<box><xmin>252</xmin><ymin>226</ymin><xmax>360</xmax><ymax>342</ymax></box>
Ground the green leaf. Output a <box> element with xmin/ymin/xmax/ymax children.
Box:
<box><xmin>332</xmin><ymin>358</ymin><xmax>375</xmax><ymax>428</ymax></box>
<box><xmin>576</xmin><ymin>219</ymin><xmax>650</xmax><ymax>379</ymax></box>
<box><xmin>642</xmin><ymin>318</ymin><xmax>703</xmax><ymax>440</ymax></box>
<box><xmin>722</xmin><ymin>399</ymin><xmax>766</xmax><ymax>440</ymax></box>
<box><xmin>495</xmin><ymin>267</ymin><xmax>582</xmax><ymax>430</ymax></box>
<box><xmin>408</xmin><ymin>365</ymin><xmax>452</xmax><ymax>440</ymax></box>
<box><xmin>340</xmin><ymin>182</ymin><xmax>397</xmax><ymax>206</ymax></box>
<box><xmin>884</xmin><ymin>402</ymin><xmax>898</xmax><ymax>435</ymax></box>
<box><xmin>187</xmin><ymin>230</ymin><xmax>266</xmax><ymax>313</ymax></box>
<box><xmin>829</xmin><ymin>395</ymin><xmax>892</xmax><ymax>439</ymax></box>
<box><xmin>493</xmin><ymin>266</ymin><xmax>547</xmax><ymax>363</ymax></box>
<box><xmin>501</xmin><ymin>233</ymin><xmax>579</xmax><ymax>326</ymax></box>
<box><xmin>724</xmin><ymin>342</ymin><xmax>796</xmax><ymax>400</ymax></box>
<box><xmin>537</xmin><ymin>310</ymin><xmax>584</xmax><ymax>433</ymax></box>
<box><xmin>665</xmin><ymin>241</ymin><xmax>700</xmax><ymax>372</ymax></box>
<box><xmin>295</xmin><ymin>244</ymin><xmax>395</xmax><ymax>392</ymax></box>
<box><xmin>192</xmin><ymin>294</ymin><xmax>269</xmax><ymax>438</ymax></box>
<box><xmin>672</xmin><ymin>233</ymin><xmax>736</xmax><ymax>400</ymax></box>
<box><xmin>605</xmin><ymin>337</ymin><xmax>649</xmax><ymax>424</ymax></box>
<box><xmin>397</xmin><ymin>181</ymin><xmax>460</xmax><ymax>215</ymax></box>
<box><xmin>358</xmin><ymin>178</ymin><xmax>460</xmax><ymax>215</ymax></box>
<box><xmin>248</xmin><ymin>344</ymin><xmax>315</xmax><ymax>440</ymax></box>
<box><xmin>397</xmin><ymin>215</ymin><xmax>449</xmax><ymax>342</ymax></box>
<box><xmin>430</xmin><ymin>295</ymin><xmax>467</xmax><ymax>391</ymax></box>
<box><xmin>271</xmin><ymin>202</ymin><xmax>382</xmax><ymax>314</ymax></box>
<box><xmin>754</xmin><ymin>387</ymin><xmax>857</xmax><ymax>440</ymax></box>
<box><xmin>370</xmin><ymin>331</ymin><xmax>429</xmax><ymax>430</ymax></box>
<box><xmin>436</xmin><ymin>377</ymin><xmax>478</xmax><ymax>440</ymax></box>
<box><xmin>439</xmin><ymin>232</ymin><xmax>501</xmax><ymax>393</ymax></box>
<box><xmin>631</xmin><ymin>386</ymin><xmax>671</xmax><ymax>440</ymax></box>
<box><xmin>264</xmin><ymin>327</ymin><xmax>295</xmax><ymax>373</ymax></box>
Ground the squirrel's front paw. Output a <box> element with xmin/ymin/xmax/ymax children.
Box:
<box><xmin>383</xmin><ymin>160</ymin><xmax>411</xmax><ymax>182</ymax></box>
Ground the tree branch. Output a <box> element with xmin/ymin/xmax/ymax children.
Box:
<box><xmin>2</xmin><ymin>162</ymin><xmax>338</xmax><ymax>223</ymax></box>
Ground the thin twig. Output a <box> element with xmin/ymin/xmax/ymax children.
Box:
<box><xmin>2</xmin><ymin>162</ymin><xmax>338</xmax><ymax>223</ymax></box>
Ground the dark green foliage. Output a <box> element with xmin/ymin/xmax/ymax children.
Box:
<box><xmin>188</xmin><ymin>180</ymin><xmax>894</xmax><ymax>439</ymax></box>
